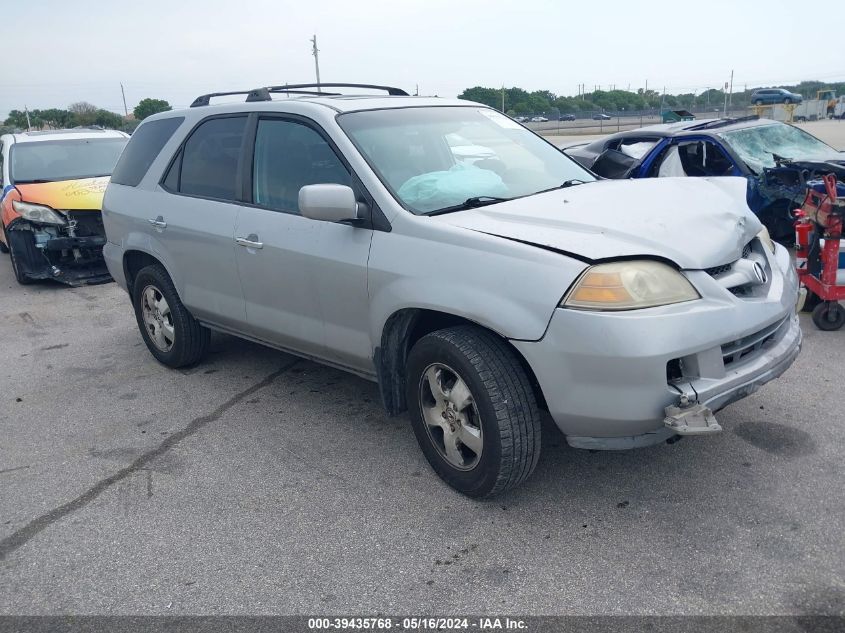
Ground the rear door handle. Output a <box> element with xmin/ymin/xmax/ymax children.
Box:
<box><xmin>235</xmin><ymin>236</ymin><xmax>263</xmax><ymax>249</ymax></box>
<box><xmin>148</xmin><ymin>216</ymin><xmax>167</xmax><ymax>229</ymax></box>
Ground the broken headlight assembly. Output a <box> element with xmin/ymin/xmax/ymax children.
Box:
<box><xmin>12</xmin><ymin>200</ymin><xmax>67</xmax><ymax>226</ymax></box>
<box><xmin>562</xmin><ymin>260</ymin><xmax>700</xmax><ymax>311</ymax></box>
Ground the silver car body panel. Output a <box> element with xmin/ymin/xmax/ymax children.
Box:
<box><xmin>102</xmin><ymin>95</ymin><xmax>801</xmax><ymax>448</ymax></box>
<box><xmin>513</xmin><ymin>239</ymin><xmax>801</xmax><ymax>440</ymax></box>
<box><xmin>434</xmin><ymin>177</ymin><xmax>761</xmax><ymax>269</ymax></box>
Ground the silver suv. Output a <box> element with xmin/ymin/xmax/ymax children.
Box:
<box><xmin>102</xmin><ymin>83</ymin><xmax>802</xmax><ymax>497</ymax></box>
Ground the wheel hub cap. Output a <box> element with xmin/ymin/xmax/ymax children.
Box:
<box><xmin>141</xmin><ymin>285</ymin><xmax>175</xmax><ymax>352</ymax></box>
<box><xmin>419</xmin><ymin>363</ymin><xmax>483</xmax><ymax>471</ymax></box>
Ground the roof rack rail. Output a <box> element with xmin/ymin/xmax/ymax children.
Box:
<box><xmin>190</xmin><ymin>83</ymin><xmax>409</xmax><ymax>107</ymax></box>
<box><xmin>685</xmin><ymin>114</ymin><xmax>759</xmax><ymax>131</ymax></box>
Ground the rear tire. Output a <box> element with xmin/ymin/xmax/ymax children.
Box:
<box><xmin>132</xmin><ymin>264</ymin><xmax>209</xmax><ymax>367</ymax></box>
<box><xmin>406</xmin><ymin>325</ymin><xmax>542</xmax><ymax>498</ymax></box>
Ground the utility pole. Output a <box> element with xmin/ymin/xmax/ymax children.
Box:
<box><xmin>310</xmin><ymin>35</ymin><xmax>321</xmax><ymax>91</ymax></box>
<box><xmin>24</xmin><ymin>106</ymin><xmax>31</xmax><ymax>131</ymax></box>
<box><xmin>120</xmin><ymin>83</ymin><xmax>128</xmax><ymax>117</ymax></box>
<box><xmin>415</xmin><ymin>84</ymin><xmax>419</xmax><ymax>96</ymax></box>
<box><xmin>501</xmin><ymin>85</ymin><xmax>505</xmax><ymax>112</ymax></box>
<box><xmin>728</xmin><ymin>69</ymin><xmax>734</xmax><ymax>111</ymax></box>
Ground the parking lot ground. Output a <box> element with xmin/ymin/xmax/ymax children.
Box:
<box><xmin>1</xmin><ymin>121</ymin><xmax>845</xmax><ymax>616</ymax></box>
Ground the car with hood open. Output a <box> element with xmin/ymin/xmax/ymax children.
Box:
<box><xmin>1</xmin><ymin>128</ymin><xmax>129</xmax><ymax>285</ymax></box>
<box><xmin>101</xmin><ymin>84</ymin><xmax>802</xmax><ymax>497</ymax></box>
<box><xmin>564</xmin><ymin>116</ymin><xmax>845</xmax><ymax>242</ymax></box>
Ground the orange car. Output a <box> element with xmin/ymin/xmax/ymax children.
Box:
<box><xmin>0</xmin><ymin>128</ymin><xmax>128</xmax><ymax>285</ymax></box>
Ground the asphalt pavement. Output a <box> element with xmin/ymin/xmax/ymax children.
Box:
<box><xmin>1</xmin><ymin>124</ymin><xmax>844</xmax><ymax>616</ymax></box>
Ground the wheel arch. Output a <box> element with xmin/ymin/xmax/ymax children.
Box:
<box><xmin>374</xmin><ymin>307</ymin><xmax>547</xmax><ymax>417</ymax></box>
<box><xmin>123</xmin><ymin>249</ymin><xmax>175</xmax><ymax>302</ymax></box>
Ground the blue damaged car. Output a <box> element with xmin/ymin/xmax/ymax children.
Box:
<box><xmin>565</xmin><ymin>116</ymin><xmax>845</xmax><ymax>241</ymax></box>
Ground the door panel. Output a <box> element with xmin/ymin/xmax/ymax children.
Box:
<box><xmin>153</xmin><ymin>194</ymin><xmax>245</xmax><ymax>327</ymax></box>
<box><xmin>234</xmin><ymin>116</ymin><xmax>373</xmax><ymax>370</ymax></box>
<box><xmin>234</xmin><ymin>208</ymin><xmax>326</xmax><ymax>356</ymax></box>
<box><xmin>154</xmin><ymin>115</ymin><xmax>249</xmax><ymax>328</ymax></box>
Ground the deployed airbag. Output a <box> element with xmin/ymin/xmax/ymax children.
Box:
<box><xmin>397</xmin><ymin>164</ymin><xmax>508</xmax><ymax>212</ymax></box>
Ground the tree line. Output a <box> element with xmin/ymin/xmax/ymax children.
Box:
<box><xmin>2</xmin><ymin>98</ymin><xmax>172</xmax><ymax>134</ymax></box>
<box><xmin>459</xmin><ymin>80</ymin><xmax>845</xmax><ymax>116</ymax></box>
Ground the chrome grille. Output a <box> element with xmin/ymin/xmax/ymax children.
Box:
<box><xmin>705</xmin><ymin>241</ymin><xmax>754</xmax><ymax>279</ymax></box>
<box><xmin>705</xmin><ymin>263</ymin><xmax>731</xmax><ymax>277</ymax></box>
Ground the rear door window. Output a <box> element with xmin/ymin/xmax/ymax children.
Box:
<box><xmin>178</xmin><ymin>116</ymin><xmax>247</xmax><ymax>201</ymax></box>
<box><xmin>111</xmin><ymin>117</ymin><xmax>183</xmax><ymax>186</ymax></box>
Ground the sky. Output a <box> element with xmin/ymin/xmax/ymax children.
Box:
<box><xmin>3</xmin><ymin>0</ymin><xmax>845</xmax><ymax>120</ymax></box>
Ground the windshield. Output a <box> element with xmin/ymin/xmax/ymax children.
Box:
<box><xmin>10</xmin><ymin>138</ymin><xmax>128</xmax><ymax>184</ymax></box>
<box><xmin>338</xmin><ymin>106</ymin><xmax>595</xmax><ymax>214</ymax></box>
<box><xmin>718</xmin><ymin>123</ymin><xmax>837</xmax><ymax>173</ymax></box>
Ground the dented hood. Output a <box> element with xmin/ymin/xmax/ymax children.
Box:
<box><xmin>434</xmin><ymin>177</ymin><xmax>762</xmax><ymax>269</ymax></box>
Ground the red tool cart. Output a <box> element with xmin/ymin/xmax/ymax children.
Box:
<box><xmin>794</xmin><ymin>174</ymin><xmax>845</xmax><ymax>330</ymax></box>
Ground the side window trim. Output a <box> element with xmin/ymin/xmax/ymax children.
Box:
<box><xmin>241</xmin><ymin>112</ymin><xmax>390</xmax><ymax>231</ymax></box>
<box><xmin>158</xmin><ymin>113</ymin><xmax>248</xmax><ymax>203</ymax></box>
<box><xmin>245</xmin><ymin>112</ymin><xmax>354</xmax><ymax>212</ymax></box>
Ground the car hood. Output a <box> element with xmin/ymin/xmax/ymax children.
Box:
<box><xmin>434</xmin><ymin>177</ymin><xmax>762</xmax><ymax>269</ymax></box>
<box><xmin>13</xmin><ymin>177</ymin><xmax>110</xmax><ymax>211</ymax></box>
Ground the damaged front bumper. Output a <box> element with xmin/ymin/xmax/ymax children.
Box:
<box><xmin>6</xmin><ymin>216</ymin><xmax>112</xmax><ymax>286</ymax></box>
<box><xmin>512</xmin><ymin>244</ymin><xmax>802</xmax><ymax>450</ymax></box>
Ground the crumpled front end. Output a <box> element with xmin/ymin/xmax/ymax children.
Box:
<box><xmin>750</xmin><ymin>158</ymin><xmax>845</xmax><ymax>242</ymax></box>
<box><xmin>3</xmin><ymin>177</ymin><xmax>113</xmax><ymax>286</ymax></box>
<box><xmin>6</xmin><ymin>212</ymin><xmax>111</xmax><ymax>286</ymax></box>
<box><xmin>512</xmin><ymin>236</ymin><xmax>802</xmax><ymax>450</ymax></box>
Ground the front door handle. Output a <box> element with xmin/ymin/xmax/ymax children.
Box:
<box><xmin>148</xmin><ymin>216</ymin><xmax>167</xmax><ymax>229</ymax></box>
<box><xmin>235</xmin><ymin>236</ymin><xmax>264</xmax><ymax>249</ymax></box>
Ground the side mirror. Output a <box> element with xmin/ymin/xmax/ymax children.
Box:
<box><xmin>298</xmin><ymin>184</ymin><xmax>360</xmax><ymax>223</ymax></box>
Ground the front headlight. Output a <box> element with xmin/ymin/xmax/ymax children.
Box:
<box><xmin>562</xmin><ymin>260</ymin><xmax>700</xmax><ymax>311</ymax></box>
<box><xmin>12</xmin><ymin>200</ymin><xmax>67</xmax><ymax>225</ymax></box>
<box><xmin>757</xmin><ymin>226</ymin><xmax>776</xmax><ymax>254</ymax></box>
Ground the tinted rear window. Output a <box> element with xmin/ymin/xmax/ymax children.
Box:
<box><xmin>111</xmin><ymin>117</ymin><xmax>184</xmax><ymax>187</ymax></box>
<box><xmin>178</xmin><ymin>116</ymin><xmax>246</xmax><ymax>201</ymax></box>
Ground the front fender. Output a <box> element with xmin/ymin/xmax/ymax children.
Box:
<box><xmin>367</xmin><ymin>218</ymin><xmax>587</xmax><ymax>347</ymax></box>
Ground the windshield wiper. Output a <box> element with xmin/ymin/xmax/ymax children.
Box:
<box><xmin>532</xmin><ymin>179</ymin><xmax>589</xmax><ymax>196</ymax></box>
<box><xmin>426</xmin><ymin>196</ymin><xmax>512</xmax><ymax>216</ymax></box>
<box><xmin>559</xmin><ymin>179</ymin><xmax>588</xmax><ymax>188</ymax></box>
<box><xmin>13</xmin><ymin>178</ymin><xmax>56</xmax><ymax>184</ymax></box>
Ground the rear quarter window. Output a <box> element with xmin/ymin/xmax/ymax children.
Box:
<box><xmin>111</xmin><ymin>117</ymin><xmax>184</xmax><ymax>187</ymax></box>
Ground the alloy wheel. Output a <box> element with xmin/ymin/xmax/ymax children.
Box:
<box><xmin>141</xmin><ymin>285</ymin><xmax>175</xmax><ymax>351</ymax></box>
<box><xmin>418</xmin><ymin>363</ymin><xmax>483</xmax><ymax>470</ymax></box>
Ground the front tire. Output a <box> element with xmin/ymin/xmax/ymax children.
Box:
<box><xmin>132</xmin><ymin>264</ymin><xmax>209</xmax><ymax>367</ymax></box>
<box><xmin>8</xmin><ymin>241</ymin><xmax>32</xmax><ymax>284</ymax></box>
<box><xmin>406</xmin><ymin>326</ymin><xmax>541</xmax><ymax>498</ymax></box>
